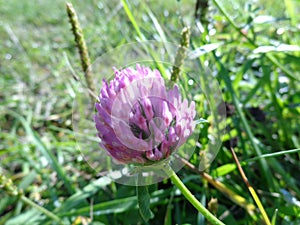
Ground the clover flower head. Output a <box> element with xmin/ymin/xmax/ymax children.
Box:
<box><xmin>94</xmin><ymin>64</ymin><xmax>196</xmax><ymax>165</ymax></box>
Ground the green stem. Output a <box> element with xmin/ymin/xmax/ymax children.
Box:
<box><xmin>164</xmin><ymin>166</ymin><xmax>225</xmax><ymax>225</ymax></box>
<box><xmin>20</xmin><ymin>195</ymin><xmax>65</xmax><ymax>225</ymax></box>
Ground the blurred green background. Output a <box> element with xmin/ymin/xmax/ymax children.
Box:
<box><xmin>0</xmin><ymin>0</ymin><xmax>300</xmax><ymax>224</ymax></box>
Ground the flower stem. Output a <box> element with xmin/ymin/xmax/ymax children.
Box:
<box><xmin>164</xmin><ymin>166</ymin><xmax>225</xmax><ymax>225</ymax></box>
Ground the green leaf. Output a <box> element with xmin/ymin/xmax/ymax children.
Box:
<box><xmin>188</xmin><ymin>43</ymin><xmax>222</xmax><ymax>59</ymax></box>
<box><xmin>137</xmin><ymin>185</ymin><xmax>154</xmax><ymax>222</ymax></box>
<box><xmin>8</xmin><ymin>110</ymin><xmax>75</xmax><ymax>195</ymax></box>
<box><xmin>58</xmin><ymin>189</ymin><xmax>170</xmax><ymax>217</ymax></box>
<box><xmin>56</xmin><ymin>176</ymin><xmax>112</xmax><ymax>213</ymax></box>
<box><xmin>18</xmin><ymin>170</ymin><xmax>37</xmax><ymax>190</ymax></box>
<box><xmin>5</xmin><ymin>209</ymin><xmax>42</xmax><ymax>225</ymax></box>
<box><xmin>211</xmin><ymin>163</ymin><xmax>237</xmax><ymax>177</ymax></box>
<box><xmin>284</xmin><ymin>0</ymin><xmax>298</xmax><ymax>26</ymax></box>
<box><xmin>253</xmin><ymin>44</ymin><xmax>300</xmax><ymax>54</ymax></box>
<box><xmin>271</xmin><ymin>209</ymin><xmax>278</xmax><ymax>225</ymax></box>
<box><xmin>194</xmin><ymin>118</ymin><xmax>209</xmax><ymax>125</ymax></box>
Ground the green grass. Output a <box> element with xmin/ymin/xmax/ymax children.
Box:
<box><xmin>1</xmin><ymin>0</ymin><xmax>300</xmax><ymax>224</ymax></box>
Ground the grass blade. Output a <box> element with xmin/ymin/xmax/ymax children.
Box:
<box><xmin>8</xmin><ymin>110</ymin><xmax>75</xmax><ymax>195</ymax></box>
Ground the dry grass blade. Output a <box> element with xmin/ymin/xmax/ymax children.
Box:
<box><xmin>230</xmin><ymin>148</ymin><xmax>272</xmax><ymax>225</ymax></box>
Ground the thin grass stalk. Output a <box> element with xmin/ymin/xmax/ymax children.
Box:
<box><xmin>170</xmin><ymin>27</ymin><xmax>191</xmax><ymax>85</ymax></box>
<box><xmin>230</xmin><ymin>148</ymin><xmax>272</xmax><ymax>225</ymax></box>
<box><xmin>66</xmin><ymin>2</ymin><xmax>96</xmax><ymax>101</ymax></box>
